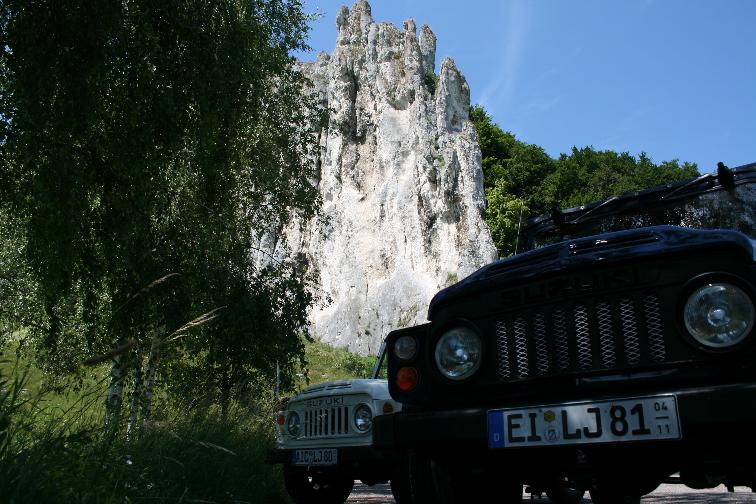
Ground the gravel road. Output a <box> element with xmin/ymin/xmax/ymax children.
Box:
<box><xmin>347</xmin><ymin>483</ymin><xmax>756</xmax><ymax>503</ymax></box>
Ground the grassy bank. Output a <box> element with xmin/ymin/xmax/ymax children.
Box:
<box><xmin>298</xmin><ymin>339</ymin><xmax>377</xmax><ymax>385</ymax></box>
<box><xmin>0</xmin><ymin>366</ymin><xmax>288</xmax><ymax>503</ymax></box>
<box><xmin>0</xmin><ymin>339</ymin><xmax>377</xmax><ymax>503</ymax></box>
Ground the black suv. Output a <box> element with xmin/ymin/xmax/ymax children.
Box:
<box><xmin>376</xmin><ymin>163</ymin><xmax>756</xmax><ymax>503</ymax></box>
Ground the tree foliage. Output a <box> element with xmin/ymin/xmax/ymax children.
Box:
<box><xmin>0</xmin><ymin>0</ymin><xmax>321</xmax><ymax>420</ymax></box>
<box><xmin>470</xmin><ymin>105</ymin><xmax>699</xmax><ymax>256</ymax></box>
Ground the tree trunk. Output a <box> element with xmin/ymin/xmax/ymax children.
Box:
<box><xmin>220</xmin><ymin>367</ymin><xmax>231</xmax><ymax>421</ymax></box>
<box><xmin>126</xmin><ymin>351</ymin><xmax>143</xmax><ymax>439</ymax></box>
<box><xmin>140</xmin><ymin>329</ymin><xmax>162</xmax><ymax>424</ymax></box>
<box><xmin>104</xmin><ymin>354</ymin><xmax>125</xmax><ymax>431</ymax></box>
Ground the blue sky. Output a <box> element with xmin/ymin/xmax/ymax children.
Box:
<box><xmin>296</xmin><ymin>0</ymin><xmax>755</xmax><ymax>173</ymax></box>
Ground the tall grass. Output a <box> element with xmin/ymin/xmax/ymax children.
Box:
<box><xmin>299</xmin><ymin>339</ymin><xmax>376</xmax><ymax>385</ymax></box>
<box><xmin>0</xmin><ymin>338</ymin><xmax>378</xmax><ymax>503</ymax></box>
<box><xmin>0</xmin><ymin>361</ymin><xmax>289</xmax><ymax>504</ymax></box>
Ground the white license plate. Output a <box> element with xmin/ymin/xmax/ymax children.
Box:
<box><xmin>291</xmin><ymin>448</ymin><xmax>338</xmax><ymax>466</ymax></box>
<box><xmin>488</xmin><ymin>395</ymin><xmax>680</xmax><ymax>448</ymax></box>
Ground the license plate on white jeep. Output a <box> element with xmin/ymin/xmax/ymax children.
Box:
<box><xmin>291</xmin><ymin>448</ymin><xmax>338</xmax><ymax>466</ymax></box>
<box><xmin>488</xmin><ymin>395</ymin><xmax>680</xmax><ymax>449</ymax></box>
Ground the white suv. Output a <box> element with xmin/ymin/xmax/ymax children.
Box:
<box><xmin>271</xmin><ymin>343</ymin><xmax>408</xmax><ymax>503</ymax></box>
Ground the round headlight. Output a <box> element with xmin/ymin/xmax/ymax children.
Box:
<box><xmin>354</xmin><ymin>404</ymin><xmax>373</xmax><ymax>432</ymax></box>
<box><xmin>684</xmin><ymin>283</ymin><xmax>755</xmax><ymax>349</ymax></box>
<box><xmin>286</xmin><ymin>411</ymin><xmax>300</xmax><ymax>436</ymax></box>
<box><xmin>394</xmin><ymin>335</ymin><xmax>418</xmax><ymax>360</ymax></box>
<box><xmin>434</xmin><ymin>327</ymin><xmax>482</xmax><ymax>380</ymax></box>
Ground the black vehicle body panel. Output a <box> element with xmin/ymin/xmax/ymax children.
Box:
<box><xmin>429</xmin><ymin>226</ymin><xmax>754</xmax><ymax>320</ymax></box>
<box><xmin>389</xmin><ymin>232</ymin><xmax>756</xmax><ymax>408</ymax></box>
<box><xmin>375</xmin><ymin>383</ymin><xmax>756</xmax><ymax>482</ymax></box>
<box><xmin>381</xmin><ymin>163</ymin><xmax>756</xmax><ymax>489</ymax></box>
<box><xmin>376</xmin><ymin>383</ymin><xmax>756</xmax><ymax>449</ymax></box>
<box><xmin>374</xmin><ymin>383</ymin><xmax>756</xmax><ymax>487</ymax></box>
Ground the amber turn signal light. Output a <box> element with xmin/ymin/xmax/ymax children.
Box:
<box><xmin>276</xmin><ymin>415</ymin><xmax>285</xmax><ymax>426</ymax></box>
<box><xmin>396</xmin><ymin>366</ymin><xmax>419</xmax><ymax>392</ymax></box>
<box><xmin>382</xmin><ymin>402</ymin><xmax>394</xmax><ymax>414</ymax></box>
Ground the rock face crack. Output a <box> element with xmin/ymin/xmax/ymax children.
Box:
<box><xmin>285</xmin><ymin>0</ymin><xmax>496</xmax><ymax>353</ymax></box>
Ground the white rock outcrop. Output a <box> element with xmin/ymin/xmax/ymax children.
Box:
<box><xmin>291</xmin><ymin>0</ymin><xmax>497</xmax><ymax>354</ymax></box>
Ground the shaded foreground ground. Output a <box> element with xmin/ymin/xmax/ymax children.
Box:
<box><xmin>348</xmin><ymin>483</ymin><xmax>756</xmax><ymax>503</ymax></box>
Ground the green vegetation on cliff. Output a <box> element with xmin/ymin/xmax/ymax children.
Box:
<box><xmin>470</xmin><ymin>106</ymin><xmax>699</xmax><ymax>256</ymax></box>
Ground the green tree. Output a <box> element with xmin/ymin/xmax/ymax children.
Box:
<box><xmin>0</xmin><ymin>0</ymin><xmax>321</xmax><ymax>427</ymax></box>
<box><xmin>541</xmin><ymin>147</ymin><xmax>699</xmax><ymax>209</ymax></box>
<box><xmin>484</xmin><ymin>182</ymin><xmax>529</xmax><ymax>255</ymax></box>
<box><xmin>470</xmin><ymin>105</ymin><xmax>519</xmax><ymax>189</ymax></box>
<box><xmin>471</xmin><ymin>105</ymin><xmax>554</xmax><ymax>255</ymax></box>
<box><xmin>470</xmin><ymin>105</ymin><xmax>699</xmax><ymax>257</ymax></box>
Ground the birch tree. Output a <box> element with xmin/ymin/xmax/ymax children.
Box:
<box><xmin>0</xmin><ymin>0</ymin><xmax>320</xmax><ymax>429</ymax></box>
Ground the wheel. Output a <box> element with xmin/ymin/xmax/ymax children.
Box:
<box><xmin>407</xmin><ymin>453</ymin><xmax>436</xmax><ymax>504</ymax></box>
<box><xmin>390</xmin><ymin>470</ymin><xmax>413</xmax><ymax>504</ymax></box>
<box><xmin>545</xmin><ymin>477</ymin><xmax>586</xmax><ymax>504</ymax></box>
<box><xmin>282</xmin><ymin>464</ymin><xmax>354</xmax><ymax>504</ymax></box>
<box><xmin>407</xmin><ymin>454</ymin><xmax>522</xmax><ymax>504</ymax></box>
<box><xmin>588</xmin><ymin>484</ymin><xmax>640</xmax><ymax>504</ymax></box>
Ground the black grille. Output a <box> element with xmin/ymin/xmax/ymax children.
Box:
<box><xmin>495</xmin><ymin>292</ymin><xmax>667</xmax><ymax>381</ymax></box>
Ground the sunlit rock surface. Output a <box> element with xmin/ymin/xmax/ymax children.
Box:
<box><xmin>289</xmin><ymin>0</ymin><xmax>497</xmax><ymax>354</ymax></box>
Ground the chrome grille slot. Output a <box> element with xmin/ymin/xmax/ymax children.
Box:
<box><xmin>553</xmin><ymin>308</ymin><xmax>570</xmax><ymax>371</ymax></box>
<box><xmin>645</xmin><ymin>294</ymin><xmax>666</xmax><ymax>362</ymax></box>
<box><xmin>496</xmin><ymin>321</ymin><xmax>511</xmax><ymax>379</ymax></box>
<box><xmin>597</xmin><ymin>301</ymin><xmax>616</xmax><ymax>367</ymax></box>
<box><xmin>496</xmin><ymin>291</ymin><xmax>671</xmax><ymax>382</ymax></box>
<box><xmin>621</xmin><ymin>297</ymin><xmax>641</xmax><ymax>365</ymax></box>
<box><xmin>533</xmin><ymin>312</ymin><xmax>549</xmax><ymax>376</ymax></box>
<box><xmin>575</xmin><ymin>305</ymin><xmax>592</xmax><ymax>369</ymax></box>
<box><xmin>514</xmin><ymin>317</ymin><xmax>529</xmax><ymax>378</ymax></box>
<box><xmin>301</xmin><ymin>405</ymin><xmax>351</xmax><ymax>438</ymax></box>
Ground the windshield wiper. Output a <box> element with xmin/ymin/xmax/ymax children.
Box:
<box><xmin>549</xmin><ymin>195</ymin><xmax>621</xmax><ymax>230</ymax></box>
<box><xmin>660</xmin><ymin>173</ymin><xmax>715</xmax><ymax>201</ymax></box>
<box><xmin>572</xmin><ymin>195</ymin><xmax>621</xmax><ymax>224</ymax></box>
<box><xmin>660</xmin><ymin>163</ymin><xmax>734</xmax><ymax>201</ymax></box>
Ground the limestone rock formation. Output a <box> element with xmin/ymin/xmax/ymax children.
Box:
<box><xmin>291</xmin><ymin>0</ymin><xmax>497</xmax><ymax>354</ymax></box>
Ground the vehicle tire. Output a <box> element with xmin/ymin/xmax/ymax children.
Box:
<box><xmin>282</xmin><ymin>464</ymin><xmax>354</xmax><ymax>504</ymax></box>
<box><xmin>544</xmin><ymin>476</ymin><xmax>587</xmax><ymax>504</ymax></box>
<box><xmin>588</xmin><ymin>484</ymin><xmax>641</xmax><ymax>504</ymax></box>
<box><xmin>390</xmin><ymin>470</ymin><xmax>413</xmax><ymax>504</ymax></box>
<box><xmin>545</xmin><ymin>479</ymin><xmax>586</xmax><ymax>504</ymax></box>
<box><xmin>407</xmin><ymin>453</ymin><xmax>436</xmax><ymax>504</ymax></box>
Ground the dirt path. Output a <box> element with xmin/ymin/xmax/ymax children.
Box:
<box><xmin>347</xmin><ymin>483</ymin><xmax>756</xmax><ymax>503</ymax></box>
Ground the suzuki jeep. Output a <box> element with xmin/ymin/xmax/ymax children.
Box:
<box><xmin>270</xmin><ymin>342</ymin><xmax>409</xmax><ymax>503</ymax></box>
<box><xmin>376</xmin><ymin>162</ymin><xmax>756</xmax><ymax>503</ymax></box>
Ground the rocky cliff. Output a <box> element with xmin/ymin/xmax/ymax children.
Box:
<box><xmin>289</xmin><ymin>0</ymin><xmax>497</xmax><ymax>354</ymax></box>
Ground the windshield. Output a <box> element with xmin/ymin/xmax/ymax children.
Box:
<box><xmin>521</xmin><ymin>166</ymin><xmax>755</xmax><ymax>252</ymax></box>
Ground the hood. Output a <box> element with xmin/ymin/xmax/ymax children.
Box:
<box><xmin>429</xmin><ymin>225</ymin><xmax>755</xmax><ymax>319</ymax></box>
<box><xmin>289</xmin><ymin>378</ymin><xmax>391</xmax><ymax>403</ymax></box>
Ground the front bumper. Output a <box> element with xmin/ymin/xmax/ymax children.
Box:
<box><xmin>268</xmin><ymin>444</ymin><xmax>398</xmax><ymax>466</ymax></box>
<box><xmin>374</xmin><ymin>382</ymin><xmax>756</xmax><ymax>475</ymax></box>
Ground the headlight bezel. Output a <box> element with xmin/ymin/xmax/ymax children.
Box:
<box><xmin>353</xmin><ymin>403</ymin><xmax>373</xmax><ymax>433</ymax></box>
<box><xmin>394</xmin><ymin>334</ymin><xmax>418</xmax><ymax>361</ymax></box>
<box><xmin>433</xmin><ymin>322</ymin><xmax>484</xmax><ymax>382</ymax></box>
<box><xmin>679</xmin><ymin>273</ymin><xmax>756</xmax><ymax>353</ymax></box>
<box><xmin>286</xmin><ymin>411</ymin><xmax>301</xmax><ymax>437</ymax></box>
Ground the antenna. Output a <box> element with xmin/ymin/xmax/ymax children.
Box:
<box><xmin>513</xmin><ymin>199</ymin><xmax>525</xmax><ymax>255</ymax></box>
